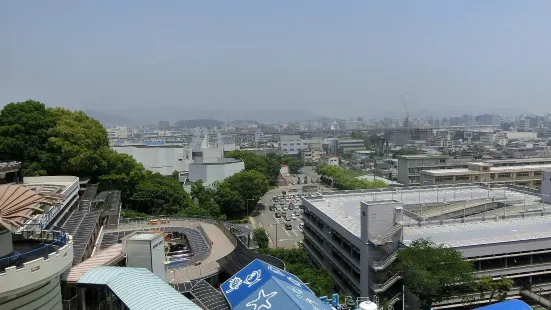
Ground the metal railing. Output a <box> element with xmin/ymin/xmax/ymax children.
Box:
<box><xmin>0</xmin><ymin>229</ymin><xmax>68</xmax><ymax>273</ymax></box>
<box><xmin>370</xmin><ymin>251</ymin><xmax>398</xmax><ymax>270</ymax></box>
<box><xmin>62</xmin><ymin>294</ymin><xmax>80</xmax><ymax>310</ymax></box>
<box><xmin>369</xmin><ymin>272</ymin><xmax>402</xmax><ymax>293</ymax></box>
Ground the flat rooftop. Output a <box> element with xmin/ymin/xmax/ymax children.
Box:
<box><xmin>125</xmin><ymin>232</ymin><xmax>163</xmax><ymax>241</ymax></box>
<box><xmin>305</xmin><ymin>185</ymin><xmax>543</xmax><ymax>239</ymax></box>
<box><xmin>403</xmin><ymin>215</ymin><xmax>551</xmax><ymax>248</ymax></box>
<box><xmin>422</xmin><ymin>163</ymin><xmax>551</xmax><ymax>176</ymax></box>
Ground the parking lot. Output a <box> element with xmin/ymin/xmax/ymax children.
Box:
<box><xmin>252</xmin><ymin>186</ymin><xmax>323</xmax><ymax>249</ymax></box>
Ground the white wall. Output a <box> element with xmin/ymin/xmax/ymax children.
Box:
<box><xmin>189</xmin><ymin>161</ymin><xmax>245</xmax><ymax>185</ymax></box>
<box><xmin>112</xmin><ymin>146</ymin><xmax>193</xmax><ymax>175</ymax></box>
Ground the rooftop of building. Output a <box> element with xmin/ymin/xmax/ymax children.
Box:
<box><xmin>304</xmin><ymin>185</ymin><xmax>542</xmax><ymax>240</ymax></box>
<box><xmin>23</xmin><ymin>176</ymin><xmax>79</xmax><ymax>196</ymax></box>
<box><xmin>0</xmin><ymin>161</ymin><xmax>21</xmax><ymax>173</ymax></box>
<box><xmin>0</xmin><ymin>184</ymin><xmax>48</xmax><ymax>231</ymax></box>
<box><xmin>397</xmin><ymin>154</ymin><xmax>450</xmax><ymax>159</ymax></box>
<box><xmin>78</xmin><ymin>266</ymin><xmax>201</xmax><ymax>310</ymax></box>
<box><xmin>422</xmin><ymin>163</ymin><xmax>551</xmax><ymax>176</ymax></box>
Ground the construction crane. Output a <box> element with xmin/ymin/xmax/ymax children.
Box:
<box><xmin>400</xmin><ymin>94</ymin><xmax>410</xmax><ymax>128</ymax></box>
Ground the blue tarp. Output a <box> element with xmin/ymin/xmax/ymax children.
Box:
<box><xmin>474</xmin><ymin>300</ymin><xmax>532</xmax><ymax>310</ymax></box>
<box><xmin>221</xmin><ymin>259</ymin><xmax>332</xmax><ymax>310</ymax></box>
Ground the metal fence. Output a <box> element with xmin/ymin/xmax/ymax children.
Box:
<box><xmin>0</xmin><ymin>229</ymin><xmax>67</xmax><ymax>273</ymax></box>
<box><xmin>62</xmin><ymin>295</ymin><xmax>80</xmax><ymax>310</ymax></box>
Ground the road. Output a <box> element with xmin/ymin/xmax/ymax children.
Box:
<box><xmin>249</xmin><ymin>166</ymin><xmax>324</xmax><ymax>249</ymax></box>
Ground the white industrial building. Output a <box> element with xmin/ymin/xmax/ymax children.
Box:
<box><xmin>280</xmin><ymin>135</ymin><xmax>322</xmax><ymax>155</ymax></box>
<box><xmin>112</xmin><ymin>144</ymin><xmax>193</xmax><ymax>176</ymax></box>
<box><xmin>188</xmin><ymin>158</ymin><xmax>245</xmax><ymax>186</ymax></box>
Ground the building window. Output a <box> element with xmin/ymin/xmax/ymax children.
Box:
<box><xmin>497</xmin><ymin>173</ymin><xmax>511</xmax><ymax>178</ymax></box>
<box><xmin>455</xmin><ymin>175</ymin><xmax>470</xmax><ymax>181</ymax></box>
<box><xmin>534</xmin><ymin>171</ymin><xmax>542</xmax><ymax>176</ymax></box>
<box><xmin>534</xmin><ymin>180</ymin><xmax>542</xmax><ymax>186</ymax></box>
<box><xmin>435</xmin><ymin>176</ymin><xmax>453</xmax><ymax>182</ymax></box>
<box><xmin>516</xmin><ymin>172</ymin><xmax>530</xmax><ymax>178</ymax></box>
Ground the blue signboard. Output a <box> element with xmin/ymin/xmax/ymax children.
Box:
<box><xmin>221</xmin><ymin>259</ymin><xmax>332</xmax><ymax>310</ymax></box>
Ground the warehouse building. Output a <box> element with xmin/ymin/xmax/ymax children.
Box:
<box><xmin>301</xmin><ymin>184</ymin><xmax>551</xmax><ymax>308</ymax></box>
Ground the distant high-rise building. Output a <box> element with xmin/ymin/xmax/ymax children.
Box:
<box><xmin>158</xmin><ymin>120</ymin><xmax>170</xmax><ymax>130</ymax></box>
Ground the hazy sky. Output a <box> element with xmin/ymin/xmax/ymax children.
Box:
<box><xmin>2</xmin><ymin>1</ymin><xmax>551</xmax><ymax>119</ymax></box>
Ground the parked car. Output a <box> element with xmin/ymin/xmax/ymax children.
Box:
<box><xmin>269</xmin><ymin>205</ymin><xmax>276</xmax><ymax>211</ymax></box>
<box><xmin>275</xmin><ymin>212</ymin><xmax>281</xmax><ymax>218</ymax></box>
<box><xmin>285</xmin><ymin>224</ymin><xmax>292</xmax><ymax>230</ymax></box>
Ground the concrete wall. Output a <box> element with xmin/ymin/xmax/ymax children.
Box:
<box><xmin>543</xmin><ymin>171</ymin><xmax>551</xmax><ymax>203</ymax></box>
<box><xmin>0</xmin><ymin>240</ymin><xmax>73</xmax><ymax>302</ymax></box>
<box><xmin>189</xmin><ymin>161</ymin><xmax>245</xmax><ymax>185</ymax></box>
<box><xmin>112</xmin><ymin>145</ymin><xmax>193</xmax><ymax>175</ymax></box>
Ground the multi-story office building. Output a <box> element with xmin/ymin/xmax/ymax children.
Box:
<box><xmin>397</xmin><ymin>155</ymin><xmax>472</xmax><ymax>186</ymax></box>
<box><xmin>337</xmin><ymin>139</ymin><xmax>366</xmax><ymax>154</ymax></box>
<box><xmin>301</xmin><ymin>184</ymin><xmax>551</xmax><ymax>308</ymax></box>
<box><xmin>301</xmin><ymin>149</ymin><xmax>325</xmax><ymax>164</ymax></box>
<box><xmin>420</xmin><ymin>162</ymin><xmax>551</xmax><ymax>188</ymax></box>
<box><xmin>0</xmin><ymin>176</ymin><xmax>80</xmax><ymax>310</ymax></box>
<box><xmin>398</xmin><ymin>155</ymin><xmax>551</xmax><ymax>186</ymax></box>
<box><xmin>280</xmin><ymin>135</ymin><xmax>322</xmax><ymax>155</ymax></box>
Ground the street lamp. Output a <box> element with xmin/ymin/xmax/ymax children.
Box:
<box><xmin>246</xmin><ymin>199</ymin><xmax>255</xmax><ymax>217</ymax></box>
<box><xmin>270</xmin><ymin>223</ymin><xmax>283</xmax><ymax>248</ymax></box>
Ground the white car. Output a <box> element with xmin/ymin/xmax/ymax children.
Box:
<box><xmin>291</xmin><ymin>214</ymin><xmax>297</xmax><ymax>220</ymax></box>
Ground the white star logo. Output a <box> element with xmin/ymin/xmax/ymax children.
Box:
<box><xmin>246</xmin><ymin>289</ymin><xmax>278</xmax><ymax>310</ymax></box>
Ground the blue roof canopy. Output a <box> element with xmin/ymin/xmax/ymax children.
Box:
<box><xmin>474</xmin><ymin>300</ymin><xmax>532</xmax><ymax>310</ymax></box>
<box><xmin>221</xmin><ymin>259</ymin><xmax>332</xmax><ymax>310</ymax></box>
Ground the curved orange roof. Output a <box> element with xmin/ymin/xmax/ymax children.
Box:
<box><xmin>0</xmin><ymin>184</ymin><xmax>44</xmax><ymax>232</ymax></box>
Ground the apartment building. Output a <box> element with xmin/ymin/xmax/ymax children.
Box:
<box><xmin>301</xmin><ymin>185</ymin><xmax>551</xmax><ymax>308</ymax></box>
<box><xmin>398</xmin><ymin>155</ymin><xmax>551</xmax><ymax>186</ymax></box>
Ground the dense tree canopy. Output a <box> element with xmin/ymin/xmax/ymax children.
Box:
<box><xmin>252</xmin><ymin>228</ymin><xmax>269</xmax><ymax>249</ymax></box>
<box><xmin>395</xmin><ymin>239</ymin><xmax>513</xmax><ymax>307</ymax></box>
<box><xmin>130</xmin><ymin>173</ymin><xmax>195</xmax><ymax>215</ymax></box>
<box><xmin>259</xmin><ymin>248</ymin><xmax>337</xmax><ymax>297</ymax></box>
<box><xmin>282</xmin><ymin>156</ymin><xmax>304</xmax><ymax>174</ymax></box>
<box><xmin>0</xmin><ymin>100</ymin><xmax>56</xmax><ymax>175</ymax></box>
<box><xmin>316</xmin><ymin>164</ymin><xmax>388</xmax><ymax>190</ymax></box>
<box><xmin>0</xmin><ymin>100</ymin><xmax>282</xmax><ymax>220</ymax></box>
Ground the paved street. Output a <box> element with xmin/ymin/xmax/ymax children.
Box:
<box><xmin>247</xmin><ymin>166</ymin><xmax>333</xmax><ymax>249</ymax></box>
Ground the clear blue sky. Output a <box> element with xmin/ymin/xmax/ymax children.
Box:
<box><xmin>1</xmin><ymin>1</ymin><xmax>551</xmax><ymax>119</ymax></box>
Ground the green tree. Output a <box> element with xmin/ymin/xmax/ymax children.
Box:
<box><xmin>46</xmin><ymin>107</ymin><xmax>110</xmax><ymax>177</ymax></box>
<box><xmin>226</xmin><ymin>150</ymin><xmax>269</xmax><ymax>175</ymax></box>
<box><xmin>98</xmin><ymin>151</ymin><xmax>148</xmax><ymax>202</ymax></box>
<box><xmin>259</xmin><ymin>248</ymin><xmax>336</xmax><ymax>297</ymax></box>
<box><xmin>0</xmin><ymin>100</ymin><xmax>56</xmax><ymax>175</ymax></box>
<box><xmin>463</xmin><ymin>276</ymin><xmax>513</xmax><ymax>306</ymax></box>
<box><xmin>282</xmin><ymin>156</ymin><xmax>304</xmax><ymax>174</ymax></box>
<box><xmin>252</xmin><ymin>228</ymin><xmax>269</xmax><ymax>249</ymax></box>
<box><xmin>213</xmin><ymin>181</ymin><xmax>245</xmax><ymax>215</ymax></box>
<box><xmin>225</xmin><ymin>170</ymin><xmax>269</xmax><ymax>204</ymax></box>
<box><xmin>395</xmin><ymin>239</ymin><xmax>476</xmax><ymax>306</ymax></box>
<box><xmin>130</xmin><ymin>173</ymin><xmax>194</xmax><ymax>215</ymax></box>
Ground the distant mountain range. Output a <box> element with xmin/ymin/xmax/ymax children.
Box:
<box><xmin>85</xmin><ymin>108</ymin><xmax>316</xmax><ymax>126</ymax></box>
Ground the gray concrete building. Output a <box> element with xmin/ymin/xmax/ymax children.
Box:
<box><xmin>398</xmin><ymin>155</ymin><xmax>551</xmax><ymax>186</ymax></box>
<box><xmin>301</xmin><ymin>184</ymin><xmax>551</xmax><ymax>308</ymax></box>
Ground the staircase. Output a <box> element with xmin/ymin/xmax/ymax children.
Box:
<box><xmin>370</xmin><ymin>223</ymin><xmax>403</xmax><ymax>245</ymax></box>
<box><xmin>100</xmin><ymin>234</ymin><xmax>119</xmax><ymax>251</ymax></box>
<box><xmin>370</xmin><ymin>273</ymin><xmax>402</xmax><ymax>293</ymax></box>
<box><xmin>371</xmin><ymin>251</ymin><xmax>398</xmax><ymax>271</ymax></box>
<box><xmin>62</xmin><ymin>210</ymin><xmax>88</xmax><ymax>236</ymax></box>
<box><xmin>72</xmin><ymin>210</ymin><xmax>101</xmax><ymax>265</ymax></box>
<box><xmin>388</xmin><ymin>293</ymin><xmax>402</xmax><ymax>306</ymax></box>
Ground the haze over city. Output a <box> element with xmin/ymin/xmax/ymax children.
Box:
<box><xmin>2</xmin><ymin>1</ymin><xmax>551</xmax><ymax>121</ymax></box>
